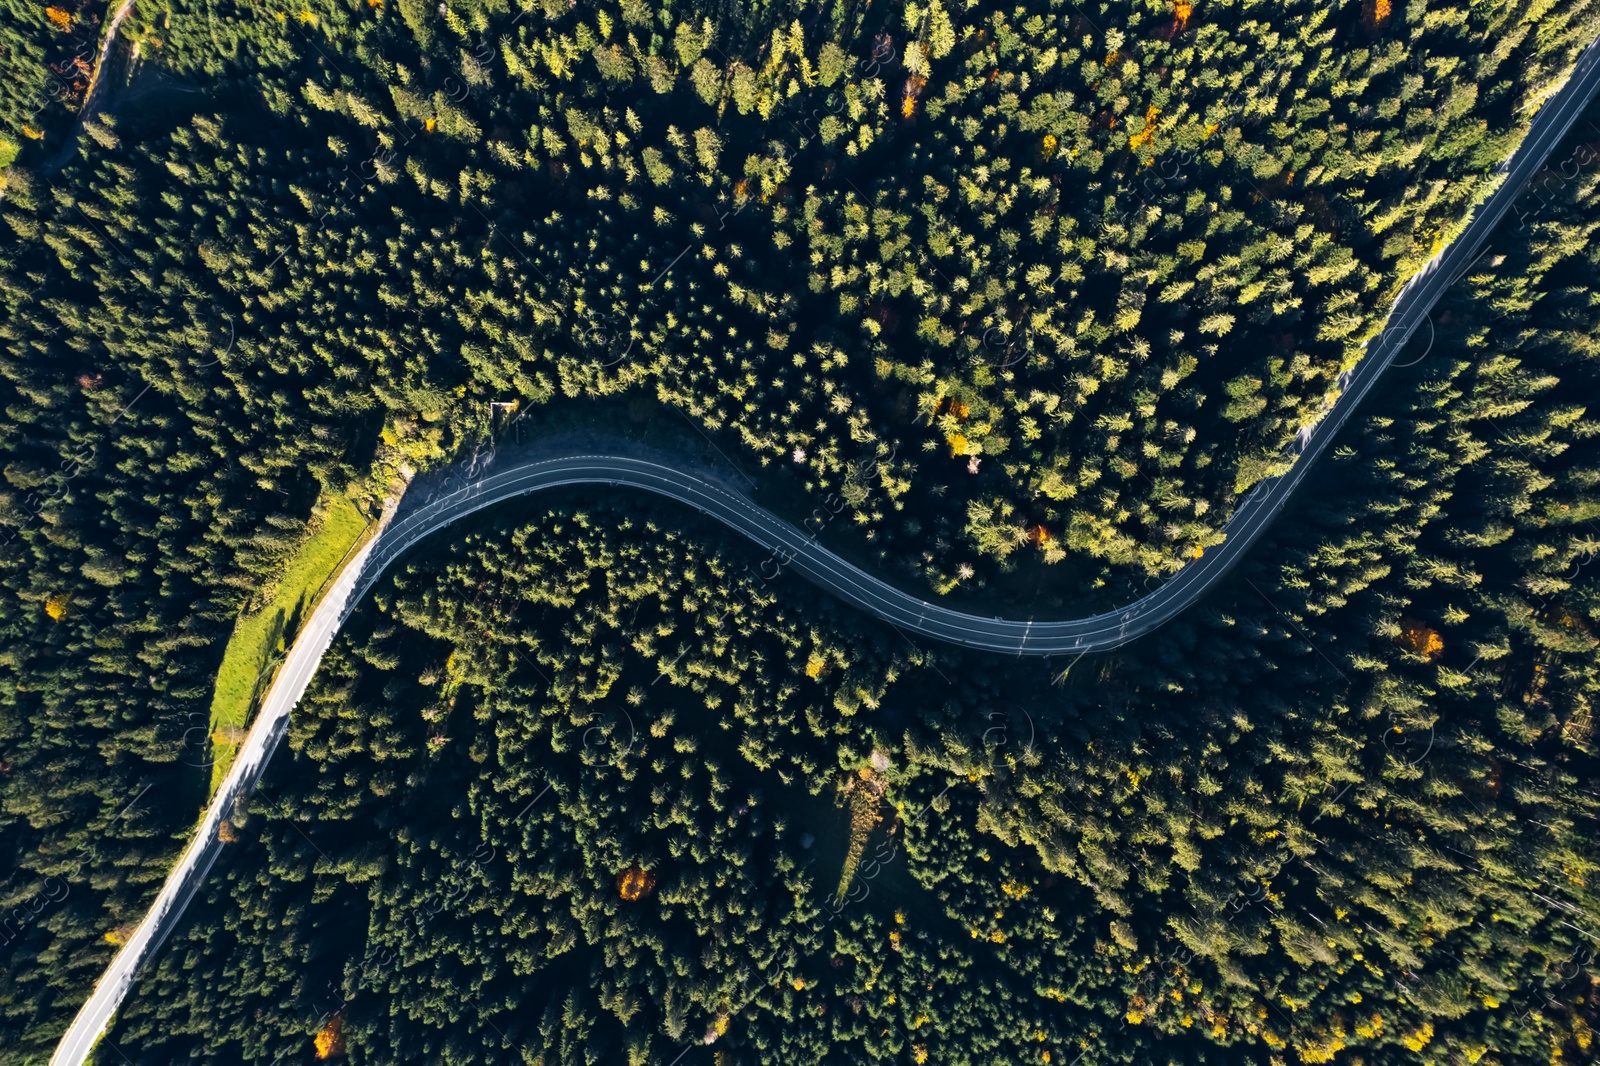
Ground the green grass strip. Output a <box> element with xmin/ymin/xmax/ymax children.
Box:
<box><xmin>205</xmin><ymin>496</ymin><xmax>370</xmax><ymax>797</ymax></box>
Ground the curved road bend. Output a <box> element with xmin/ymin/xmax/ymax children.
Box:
<box><xmin>50</xmin><ymin>31</ymin><xmax>1600</xmax><ymax>1066</ymax></box>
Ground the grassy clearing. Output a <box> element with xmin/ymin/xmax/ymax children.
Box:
<box><xmin>205</xmin><ymin>496</ymin><xmax>371</xmax><ymax>796</ymax></box>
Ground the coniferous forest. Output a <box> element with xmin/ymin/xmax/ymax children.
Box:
<box><xmin>1</xmin><ymin>1</ymin><xmax>1598</xmax><ymax>1064</ymax></box>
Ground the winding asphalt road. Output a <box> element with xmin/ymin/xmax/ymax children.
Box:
<box><xmin>49</xmin><ymin>29</ymin><xmax>1600</xmax><ymax>1066</ymax></box>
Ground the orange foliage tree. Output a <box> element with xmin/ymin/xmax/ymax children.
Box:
<box><xmin>45</xmin><ymin>6</ymin><xmax>73</xmax><ymax>29</ymax></box>
<box><xmin>1362</xmin><ymin>0</ymin><xmax>1392</xmax><ymax>33</ymax></box>
<box><xmin>617</xmin><ymin>866</ymin><xmax>656</xmax><ymax>901</ymax></box>
<box><xmin>1398</xmin><ymin>617</ymin><xmax>1444</xmax><ymax>660</ymax></box>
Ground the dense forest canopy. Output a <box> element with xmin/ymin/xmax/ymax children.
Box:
<box><xmin>2</xmin><ymin>0</ymin><xmax>1597</xmax><ymax>578</ymax></box>
<box><xmin>0</xmin><ymin>0</ymin><xmax>1596</xmax><ymax>1064</ymax></box>
<box><xmin>91</xmin><ymin>162</ymin><xmax>1600</xmax><ymax>1057</ymax></box>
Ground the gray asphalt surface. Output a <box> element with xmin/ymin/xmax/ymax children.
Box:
<box><xmin>50</xmin><ymin>31</ymin><xmax>1600</xmax><ymax>1066</ymax></box>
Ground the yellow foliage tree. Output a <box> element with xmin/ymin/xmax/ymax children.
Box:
<box><xmin>1129</xmin><ymin>105</ymin><xmax>1161</xmax><ymax>151</ymax></box>
<box><xmin>834</xmin><ymin>768</ymin><xmax>885</xmax><ymax>901</ymax></box>
<box><xmin>1294</xmin><ymin>1032</ymin><xmax>1347</xmax><ymax>1063</ymax></box>
<box><xmin>314</xmin><ymin>1015</ymin><xmax>346</xmax><ymax>1059</ymax></box>
<box><xmin>901</xmin><ymin>74</ymin><xmax>926</xmax><ymax>118</ymax></box>
<box><xmin>1401</xmin><ymin>1022</ymin><xmax>1434</xmax><ymax>1052</ymax></box>
<box><xmin>45</xmin><ymin>592</ymin><xmax>71</xmax><ymax>621</ymax></box>
<box><xmin>45</xmin><ymin>6</ymin><xmax>73</xmax><ymax>29</ymax></box>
